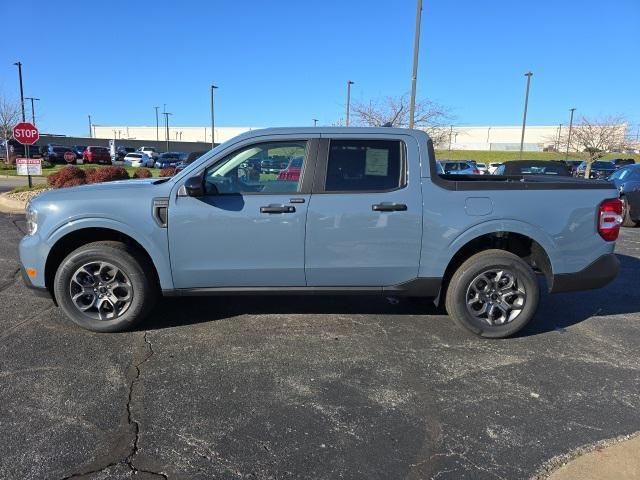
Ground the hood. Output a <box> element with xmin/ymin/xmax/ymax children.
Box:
<box><xmin>32</xmin><ymin>178</ymin><xmax>171</xmax><ymax>205</ymax></box>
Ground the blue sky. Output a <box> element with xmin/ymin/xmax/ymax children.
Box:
<box><xmin>2</xmin><ymin>0</ymin><xmax>638</xmax><ymax>136</ymax></box>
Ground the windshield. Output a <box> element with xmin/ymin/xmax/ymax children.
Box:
<box><xmin>609</xmin><ymin>168</ymin><xmax>632</xmax><ymax>180</ymax></box>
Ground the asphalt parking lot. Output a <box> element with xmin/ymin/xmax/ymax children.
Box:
<box><xmin>0</xmin><ymin>212</ymin><xmax>639</xmax><ymax>480</ymax></box>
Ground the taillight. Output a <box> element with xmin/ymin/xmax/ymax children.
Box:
<box><xmin>598</xmin><ymin>198</ymin><xmax>623</xmax><ymax>241</ymax></box>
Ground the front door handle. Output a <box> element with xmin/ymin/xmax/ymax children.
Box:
<box><xmin>372</xmin><ymin>203</ymin><xmax>408</xmax><ymax>212</ymax></box>
<box><xmin>260</xmin><ymin>204</ymin><xmax>296</xmax><ymax>214</ymax></box>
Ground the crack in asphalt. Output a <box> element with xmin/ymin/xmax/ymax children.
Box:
<box><xmin>61</xmin><ymin>332</ymin><xmax>168</xmax><ymax>480</ymax></box>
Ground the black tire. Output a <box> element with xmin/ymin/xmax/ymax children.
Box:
<box><xmin>53</xmin><ymin>241</ymin><xmax>157</xmax><ymax>332</ymax></box>
<box><xmin>622</xmin><ymin>196</ymin><xmax>640</xmax><ymax>228</ymax></box>
<box><xmin>445</xmin><ymin>249</ymin><xmax>539</xmax><ymax>338</ymax></box>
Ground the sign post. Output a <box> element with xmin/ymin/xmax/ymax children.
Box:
<box><xmin>12</xmin><ymin>122</ymin><xmax>40</xmax><ymax>188</ymax></box>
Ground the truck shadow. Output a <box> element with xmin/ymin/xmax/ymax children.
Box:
<box><xmin>139</xmin><ymin>253</ymin><xmax>640</xmax><ymax>337</ymax></box>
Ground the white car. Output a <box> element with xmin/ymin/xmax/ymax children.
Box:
<box><xmin>476</xmin><ymin>163</ymin><xmax>488</xmax><ymax>174</ymax></box>
<box><xmin>124</xmin><ymin>152</ymin><xmax>152</xmax><ymax>168</ymax></box>
<box><xmin>488</xmin><ymin>162</ymin><xmax>503</xmax><ymax>174</ymax></box>
<box><xmin>137</xmin><ymin>146</ymin><xmax>159</xmax><ymax>160</ymax></box>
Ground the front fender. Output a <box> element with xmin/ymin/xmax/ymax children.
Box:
<box><xmin>45</xmin><ymin>217</ymin><xmax>173</xmax><ymax>290</ymax></box>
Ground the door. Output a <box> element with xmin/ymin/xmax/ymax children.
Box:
<box><xmin>305</xmin><ymin>136</ymin><xmax>422</xmax><ymax>287</ymax></box>
<box><xmin>168</xmin><ymin>139</ymin><xmax>317</xmax><ymax>288</ymax></box>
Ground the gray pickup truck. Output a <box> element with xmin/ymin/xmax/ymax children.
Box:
<box><xmin>19</xmin><ymin>128</ymin><xmax>623</xmax><ymax>337</ymax></box>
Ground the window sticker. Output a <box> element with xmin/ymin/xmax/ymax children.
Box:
<box><xmin>365</xmin><ymin>148</ymin><xmax>389</xmax><ymax>176</ymax></box>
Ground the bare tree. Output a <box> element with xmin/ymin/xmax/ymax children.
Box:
<box><xmin>350</xmin><ymin>94</ymin><xmax>452</xmax><ymax>145</ymax></box>
<box><xmin>557</xmin><ymin>115</ymin><xmax>628</xmax><ymax>178</ymax></box>
<box><xmin>0</xmin><ymin>93</ymin><xmax>21</xmax><ymax>164</ymax></box>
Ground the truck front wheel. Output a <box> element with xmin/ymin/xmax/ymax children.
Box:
<box><xmin>445</xmin><ymin>249</ymin><xmax>539</xmax><ymax>338</ymax></box>
<box><xmin>53</xmin><ymin>241</ymin><xmax>157</xmax><ymax>332</ymax></box>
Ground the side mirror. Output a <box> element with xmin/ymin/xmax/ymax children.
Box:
<box><xmin>184</xmin><ymin>175</ymin><xmax>205</xmax><ymax>197</ymax></box>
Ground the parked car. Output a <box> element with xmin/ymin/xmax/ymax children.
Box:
<box><xmin>124</xmin><ymin>152</ymin><xmax>152</xmax><ymax>168</ymax></box>
<box><xmin>260</xmin><ymin>155</ymin><xmax>290</xmax><ymax>173</ymax></box>
<box><xmin>608</xmin><ymin>164</ymin><xmax>640</xmax><ymax>227</ymax></box>
<box><xmin>611</xmin><ymin>158</ymin><xmax>636</xmax><ymax>169</ymax></box>
<box><xmin>576</xmin><ymin>160</ymin><xmax>617</xmax><ymax>179</ymax></box>
<box><xmin>154</xmin><ymin>152</ymin><xmax>187</xmax><ymax>169</ymax></box>
<box><xmin>562</xmin><ymin>160</ymin><xmax>583</xmax><ymax>176</ymax></box>
<box><xmin>83</xmin><ymin>146</ymin><xmax>112</xmax><ymax>164</ymax></box>
<box><xmin>20</xmin><ymin>128</ymin><xmax>622</xmax><ymax>338</ymax></box>
<box><xmin>43</xmin><ymin>144</ymin><xmax>75</xmax><ymax>164</ymax></box>
<box><xmin>438</xmin><ymin>160</ymin><xmax>480</xmax><ymax>175</ymax></box>
<box><xmin>137</xmin><ymin>146</ymin><xmax>159</xmax><ymax>160</ymax></box>
<box><xmin>476</xmin><ymin>163</ymin><xmax>488</xmax><ymax>175</ymax></box>
<box><xmin>276</xmin><ymin>156</ymin><xmax>303</xmax><ymax>181</ymax></box>
<box><xmin>175</xmin><ymin>151</ymin><xmax>207</xmax><ymax>174</ymax></box>
<box><xmin>494</xmin><ymin>160</ymin><xmax>571</xmax><ymax>176</ymax></box>
<box><xmin>1</xmin><ymin>139</ymin><xmax>43</xmax><ymax>159</ymax></box>
<box><xmin>113</xmin><ymin>146</ymin><xmax>135</xmax><ymax>164</ymax></box>
<box><xmin>487</xmin><ymin>162</ymin><xmax>503</xmax><ymax>174</ymax></box>
<box><xmin>72</xmin><ymin>145</ymin><xmax>87</xmax><ymax>160</ymax></box>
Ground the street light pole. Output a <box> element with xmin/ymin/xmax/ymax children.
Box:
<box><xmin>154</xmin><ymin>106</ymin><xmax>159</xmax><ymax>141</ymax></box>
<box><xmin>88</xmin><ymin>115</ymin><xmax>92</xmax><ymax>138</ymax></box>
<box><xmin>25</xmin><ymin>97</ymin><xmax>40</xmax><ymax>125</ymax></box>
<box><xmin>14</xmin><ymin>61</ymin><xmax>31</xmax><ymax>188</ymax></box>
<box><xmin>210</xmin><ymin>84</ymin><xmax>218</xmax><ymax>148</ymax></box>
<box><xmin>163</xmin><ymin>112</ymin><xmax>172</xmax><ymax>152</ymax></box>
<box><xmin>565</xmin><ymin>108</ymin><xmax>576</xmax><ymax>160</ymax></box>
<box><xmin>313</xmin><ymin>118</ymin><xmax>318</xmax><ymax>127</ymax></box>
<box><xmin>345</xmin><ymin>80</ymin><xmax>354</xmax><ymax>126</ymax></box>
<box><xmin>409</xmin><ymin>0</ymin><xmax>423</xmax><ymax>129</ymax></box>
<box><xmin>519</xmin><ymin>71</ymin><xmax>533</xmax><ymax>159</ymax></box>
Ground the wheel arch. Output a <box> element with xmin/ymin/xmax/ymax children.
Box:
<box><xmin>44</xmin><ymin>222</ymin><xmax>170</xmax><ymax>299</ymax></box>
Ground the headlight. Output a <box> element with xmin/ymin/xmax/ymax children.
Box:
<box><xmin>25</xmin><ymin>202</ymin><xmax>38</xmax><ymax>236</ymax></box>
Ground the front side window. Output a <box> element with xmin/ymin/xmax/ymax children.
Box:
<box><xmin>325</xmin><ymin>140</ymin><xmax>403</xmax><ymax>192</ymax></box>
<box><xmin>204</xmin><ymin>141</ymin><xmax>307</xmax><ymax>194</ymax></box>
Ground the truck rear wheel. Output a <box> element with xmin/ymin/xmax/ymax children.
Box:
<box><xmin>445</xmin><ymin>249</ymin><xmax>539</xmax><ymax>338</ymax></box>
<box><xmin>53</xmin><ymin>241</ymin><xmax>157</xmax><ymax>332</ymax></box>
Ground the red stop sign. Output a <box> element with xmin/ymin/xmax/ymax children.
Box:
<box><xmin>13</xmin><ymin>122</ymin><xmax>39</xmax><ymax>145</ymax></box>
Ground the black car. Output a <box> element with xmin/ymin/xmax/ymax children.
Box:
<box><xmin>575</xmin><ymin>160</ymin><xmax>616</xmax><ymax>179</ymax></box>
<box><xmin>175</xmin><ymin>151</ymin><xmax>207</xmax><ymax>173</ymax></box>
<box><xmin>42</xmin><ymin>144</ymin><xmax>75</xmax><ymax>164</ymax></box>
<box><xmin>562</xmin><ymin>159</ymin><xmax>583</xmax><ymax>176</ymax></box>
<box><xmin>611</xmin><ymin>158</ymin><xmax>636</xmax><ymax>169</ymax></box>
<box><xmin>155</xmin><ymin>151</ymin><xmax>188</xmax><ymax>169</ymax></box>
<box><xmin>608</xmin><ymin>164</ymin><xmax>640</xmax><ymax>227</ymax></box>
<box><xmin>113</xmin><ymin>146</ymin><xmax>135</xmax><ymax>163</ymax></box>
<box><xmin>494</xmin><ymin>160</ymin><xmax>571</xmax><ymax>176</ymax></box>
<box><xmin>72</xmin><ymin>145</ymin><xmax>87</xmax><ymax>160</ymax></box>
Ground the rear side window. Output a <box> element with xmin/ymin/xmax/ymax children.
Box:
<box><xmin>325</xmin><ymin>140</ymin><xmax>403</xmax><ymax>192</ymax></box>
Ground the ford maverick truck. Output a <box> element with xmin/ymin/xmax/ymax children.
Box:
<box><xmin>19</xmin><ymin>128</ymin><xmax>622</xmax><ymax>338</ymax></box>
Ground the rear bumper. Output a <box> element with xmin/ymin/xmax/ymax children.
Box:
<box><xmin>550</xmin><ymin>253</ymin><xmax>619</xmax><ymax>293</ymax></box>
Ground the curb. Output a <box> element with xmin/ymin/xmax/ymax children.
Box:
<box><xmin>0</xmin><ymin>193</ymin><xmax>27</xmax><ymax>214</ymax></box>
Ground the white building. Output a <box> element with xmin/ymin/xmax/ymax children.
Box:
<box><xmin>92</xmin><ymin>126</ymin><xmax>258</xmax><ymax>145</ymax></box>
<box><xmin>93</xmin><ymin>124</ymin><xmax>620</xmax><ymax>152</ymax></box>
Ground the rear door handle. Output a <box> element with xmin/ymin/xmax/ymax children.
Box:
<box><xmin>260</xmin><ymin>205</ymin><xmax>296</xmax><ymax>214</ymax></box>
<box><xmin>372</xmin><ymin>203</ymin><xmax>408</xmax><ymax>212</ymax></box>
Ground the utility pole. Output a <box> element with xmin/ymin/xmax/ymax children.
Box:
<box><xmin>14</xmin><ymin>61</ymin><xmax>31</xmax><ymax>188</ymax></box>
<box><xmin>345</xmin><ymin>80</ymin><xmax>354</xmax><ymax>126</ymax></box>
<box><xmin>519</xmin><ymin>71</ymin><xmax>533</xmax><ymax>159</ymax></box>
<box><xmin>25</xmin><ymin>97</ymin><xmax>40</xmax><ymax>125</ymax></box>
<box><xmin>154</xmin><ymin>106</ymin><xmax>159</xmax><ymax>141</ymax></box>
<box><xmin>409</xmin><ymin>0</ymin><xmax>423</xmax><ymax>129</ymax></box>
<box><xmin>448</xmin><ymin>125</ymin><xmax>453</xmax><ymax>151</ymax></box>
<box><xmin>210</xmin><ymin>84</ymin><xmax>218</xmax><ymax>148</ymax></box>
<box><xmin>565</xmin><ymin>108</ymin><xmax>576</xmax><ymax>160</ymax></box>
<box><xmin>163</xmin><ymin>112</ymin><xmax>172</xmax><ymax>152</ymax></box>
<box><xmin>88</xmin><ymin>115</ymin><xmax>92</xmax><ymax>138</ymax></box>
<box><xmin>313</xmin><ymin>118</ymin><xmax>318</xmax><ymax>127</ymax></box>
<box><xmin>556</xmin><ymin>123</ymin><xmax>562</xmax><ymax>151</ymax></box>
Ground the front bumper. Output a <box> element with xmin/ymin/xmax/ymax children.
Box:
<box><xmin>549</xmin><ymin>253</ymin><xmax>619</xmax><ymax>293</ymax></box>
<box><xmin>20</xmin><ymin>266</ymin><xmax>53</xmax><ymax>301</ymax></box>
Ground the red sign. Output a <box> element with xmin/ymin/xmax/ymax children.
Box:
<box><xmin>64</xmin><ymin>151</ymin><xmax>76</xmax><ymax>163</ymax></box>
<box><xmin>13</xmin><ymin>122</ymin><xmax>39</xmax><ymax>145</ymax></box>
